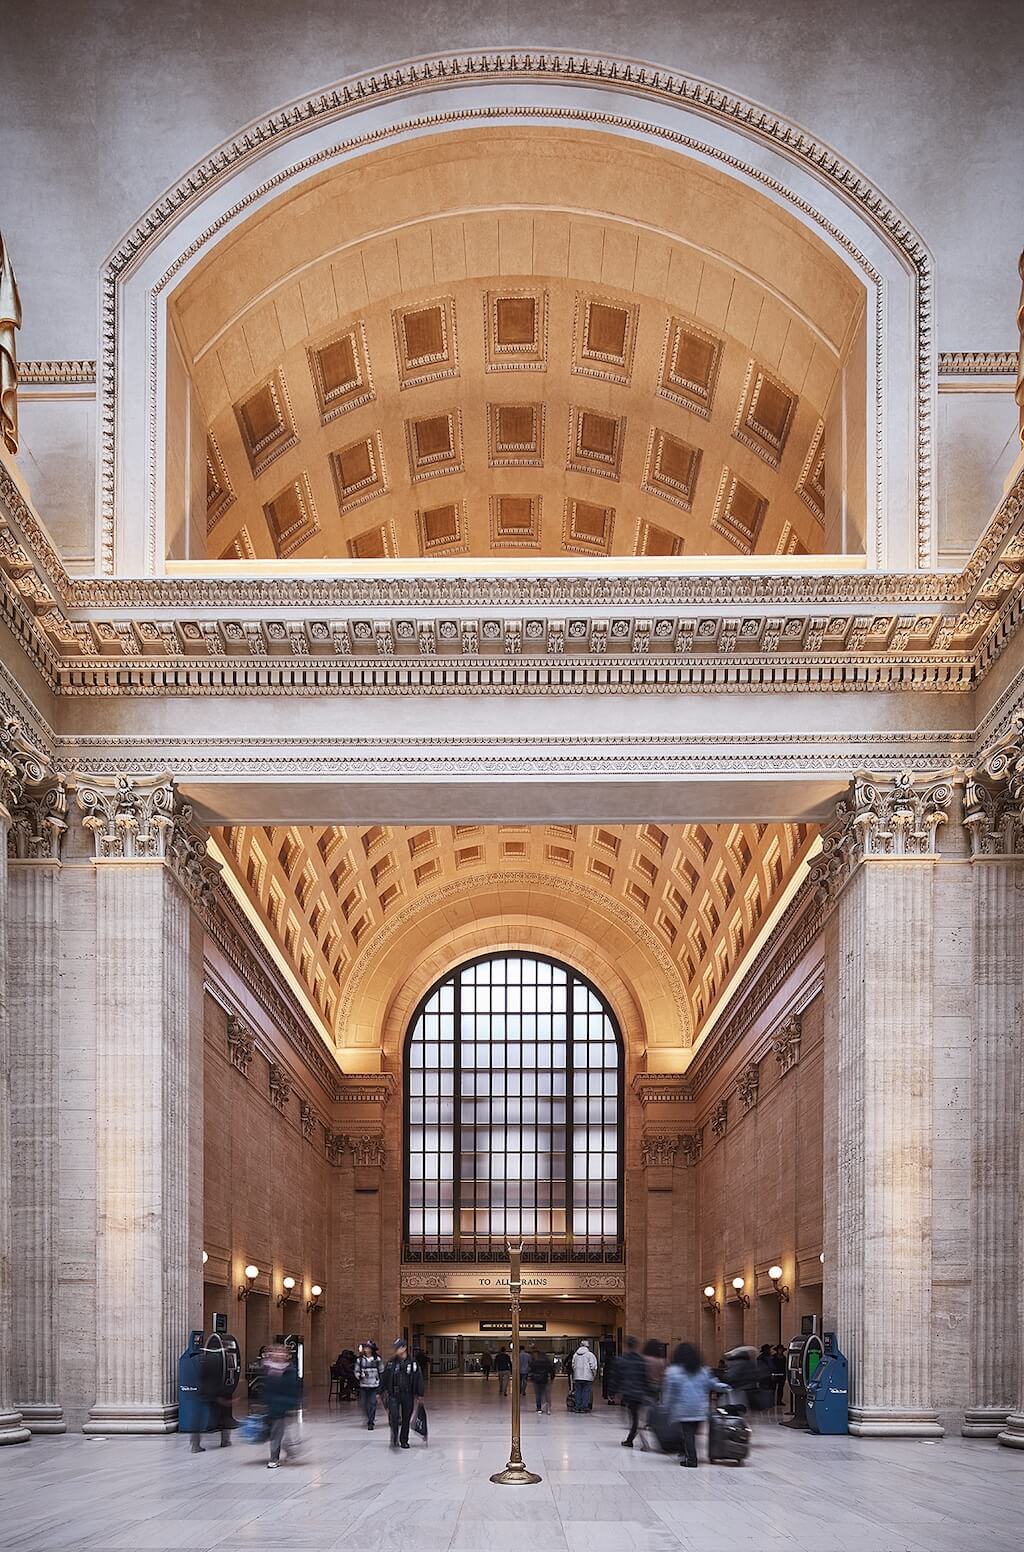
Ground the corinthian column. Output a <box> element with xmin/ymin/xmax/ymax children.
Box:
<box><xmin>0</xmin><ymin>716</ymin><xmax>49</xmax><ymax>1446</ymax></box>
<box><xmin>822</xmin><ymin>771</ymin><xmax>953</xmax><ymax>1437</ymax></box>
<box><xmin>9</xmin><ymin>777</ymin><xmax>68</xmax><ymax>1432</ymax></box>
<box><xmin>76</xmin><ymin>774</ymin><xmax>212</xmax><ymax>1434</ymax></box>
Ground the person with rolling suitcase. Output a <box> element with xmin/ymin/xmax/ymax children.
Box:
<box><xmin>662</xmin><ymin>1343</ymin><xmax>729</xmax><ymax>1467</ymax></box>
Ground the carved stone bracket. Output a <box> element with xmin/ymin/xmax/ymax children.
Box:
<box><xmin>680</xmin><ymin>1127</ymin><xmax>704</xmax><ymax>1167</ymax></box>
<box><xmin>737</xmin><ymin>1060</ymin><xmax>760</xmax><ymax>1112</ymax></box>
<box><xmin>325</xmin><ymin>1131</ymin><xmax>347</xmax><ymax>1165</ymax></box>
<box><xmin>640</xmin><ymin>1134</ymin><xmax>679</xmax><ymax>1168</ymax></box>
<box><xmin>773</xmin><ymin>1014</ymin><xmax>802</xmax><ymax>1076</ymax></box>
<box><xmin>226</xmin><ymin>1014</ymin><xmax>255</xmax><ymax>1076</ymax></box>
<box><xmin>347</xmin><ymin>1134</ymin><xmax>386</xmax><ymax>1168</ymax></box>
<box><xmin>710</xmin><ymin>1096</ymin><xmax>729</xmax><ymax>1139</ymax></box>
<box><xmin>268</xmin><ymin>1063</ymin><xmax>291</xmax><ymax>1112</ymax></box>
<box><xmin>299</xmin><ymin>1099</ymin><xmax>316</xmax><ymax>1141</ymax></box>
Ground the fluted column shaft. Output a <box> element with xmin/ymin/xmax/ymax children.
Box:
<box><xmin>9</xmin><ymin>859</ymin><xmax>65</xmax><ymax>1431</ymax></box>
<box><xmin>837</xmin><ymin>860</ymin><xmax>943</xmax><ymax>1436</ymax></box>
<box><xmin>996</xmin><ymin>850</ymin><xmax>1024</xmax><ymax>1450</ymax></box>
<box><xmin>0</xmin><ymin>804</ymin><xmax>30</xmax><ymax>1444</ymax></box>
<box><xmin>84</xmin><ymin>860</ymin><xmax>193</xmax><ymax>1433</ymax></box>
<box><xmin>964</xmin><ymin>857</ymin><xmax>1023</xmax><ymax>1435</ymax></box>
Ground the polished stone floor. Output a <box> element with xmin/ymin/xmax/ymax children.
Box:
<box><xmin>2</xmin><ymin>1378</ymin><xmax>1022</xmax><ymax>1552</ymax></box>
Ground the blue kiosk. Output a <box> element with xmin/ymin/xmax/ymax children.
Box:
<box><xmin>806</xmin><ymin>1331</ymin><xmax>848</xmax><ymax>1434</ymax></box>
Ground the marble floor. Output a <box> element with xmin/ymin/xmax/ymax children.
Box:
<box><xmin>2</xmin><ymin>1379</ymin><xmax>1022</xmax><ymax>1552</ymax></box>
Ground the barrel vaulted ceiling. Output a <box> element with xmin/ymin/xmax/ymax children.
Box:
<box><xmin>215</xmin><ymin>822</ymin><xmax>815</xmax><ymax>1050</ymax></box>
<box><xmin>170</xmin><ymin>128</ymin><xmax>866</xmax><ymax>564</ymax></box>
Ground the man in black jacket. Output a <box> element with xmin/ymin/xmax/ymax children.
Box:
<box><xmin>616</xmin><ymin>1336</ymin><xmax>652</xmax><ymax>1448</ymax></box>
<box><xmin>381</xmin><ymin>1338</ymin><xmax>424</xmax><ymax>1449</ymax></box>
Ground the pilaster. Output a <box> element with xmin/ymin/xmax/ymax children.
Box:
<box><xmin>74</xmin><ymin>773</ymin><xmax>211</xmax><ymax>1434</ymax></box>
<box><xmin>0</xmin><ymin>716</ymin><xmax>49</xmax><ymax>1446</ymax></box>
<box><xmin>9</xmin><ymin>775</ymin><xmax>68</xmax><ymax>1432</ymax></box>
<box><xmin>825</xmin><ymin>770</ymin><xmax>952</xmax><ymax>1437</ymax></box>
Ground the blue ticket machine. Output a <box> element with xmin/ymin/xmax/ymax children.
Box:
<box><xmin>177</xmin><ymin>1330</ymin><xmax>206</xmax><ymax>1432</ymax></box>
<box><xmin>806</xmin><ymin>1332</ymin><xmax>848</xmax><ymax>1434</ymax></box>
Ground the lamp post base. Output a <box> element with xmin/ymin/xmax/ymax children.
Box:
<box><xmin>491</xmin><ymin>1462</ymin><xmax>543</xmax><ymax>1485</ymax></box>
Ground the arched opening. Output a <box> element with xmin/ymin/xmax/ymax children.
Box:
<box><xmin>403</xmin><ymin>951</ymin><xmax>624</xmax><ymax>1265</ymax></box>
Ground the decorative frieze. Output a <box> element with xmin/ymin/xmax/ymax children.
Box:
<box><xmin>347</xmin><ymin>1134</ymin><xmax>386</xmax><ymax>1168</ymax></box>
<box><xmin>737</xmin><ymin>1060</ymin><xmax>760</xmax><ymax>1112</ymax></box>
<box><xmin>225</xmin><ymin>1015</ymin><xmax>255</xmax><ymax>1076</ymax></box>
<box><xmin>773</xmin><ymin>1014</ymin><xmax>803</xmax><ymax>1076</ymax></box>
<box><xmin>640</xmin><ymin>1134</ymin><xmax>679</xmax><ymax>1168</ymax></box>
<box><xmin>631</xmin><ymin>1072</ymin><xmax>694</xmax><ymax>1106</ymax></box>
<box><xmin>709</xmin><ymin>1096</ymin><xmax>729</xmax><ymax>1139</ymax></box>
<box><xmin>679</xmin><ymin>1127</ymin><xmax>704</xmax><ymax>1167</ymax></box>
<box><xmin>268</xmin><ymin>1063</ymin><xmax>291</xmax><ymax>1112</ymax></box>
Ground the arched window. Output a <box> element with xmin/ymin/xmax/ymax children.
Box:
<box><xmin>404</xmin><ymin>952</ymin><xmax>623</xmax><ymax>1263</ymax></box>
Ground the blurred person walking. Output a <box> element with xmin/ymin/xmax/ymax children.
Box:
<box><xmin>262</xmin><ymin>1343</ymin><xmax>303</xmax><ymax>1469</ymax></box>
<box><xmin>528</xmin><ymin>1347</ymin><xmax>554</xmax><ymax>1413</ymax></box>
<box><xmin>494</xmin><ymin>1345</ymin><xmax>512</xmax><ymax>1396</ymax></box>
<box><xmin>616</xmin><ymin>1336</ymin><xmax>653</xmax><ymax>1449</ymax></box>
<box><xmin>663</xmin><ymin>1342</ymin><xmax>728</xmax><ymax>1467</ymax></box>
<box><xmin>642</xmin><ymin>1339</ymin><xmax>666</xmax><ymax>1400</ymax></box>
<box><xmin>381</xmin><ymin>1338</ymin><xmax>424</xmax><ymax>1449</ymax></box>
<box><xmin>355</xmin><ymin>1339</ymin><xmax>382</xmax><ymax>1430</ymax></box>
<box><xmin>518</xmin><ymin>1346</ymin><xmax>530</xmax><ymax>1396</ymax></box>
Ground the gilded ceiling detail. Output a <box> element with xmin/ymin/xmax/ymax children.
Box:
<box><xmin>216</xmin><ymin>821</ymin><xmax>814</xmax><ymax>1045</ymax></box>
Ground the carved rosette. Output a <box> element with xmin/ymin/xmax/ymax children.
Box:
<box><xmin>226</xmin><ymin>1015</ymin><xmax>255</xmax><ymax>1076</ymax></box>
<box><xmin>737</xmin><ymin>1060</ymin><xmax>760</xmax><ymax>1112</ymax></box>
<box><xmin>773</xmin><ymin>1014</ymin><xmax>802</xmax><ymax>1076</ymax></box>
<box><xmin>268</xmin><ymin>1063</ymin><xmax>291</xmax><ymax>1112</ymax></box>
<box><xmin>709</xmin><ymin>1096</ymin><xmax>729</xmax><ymax>1139</ymax></box>
<box><xmin>813</xmin><ymin>768</ymin><xmax>957</xmax><ymax>904</ymax></box>
<box><xmin>348</xmin><ymin>1134</ymin><xmax>386</xmax><ymax>1168</ymax></box>
<box><xmin>640</xmin><ymin>1134</ymin><xmax>679</xmax><ymax>1169</ymax></box>
<box><xmin>299</xmin><ymin>1099</ymin><xmax>316</xmax><ymax>1141</ymax></box>
<box><xmin>679</xmin><ymin>1127</ymin><xmax>704</xmax><ymax>1167</ymax></box>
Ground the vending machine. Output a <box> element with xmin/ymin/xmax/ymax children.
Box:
<box><xmin>806</xmin><ymin>1332</ymin><xmax>848</xmax><ymax>1434</ymax></box>
<box><xmin>781</xmin><ymin>1315</ymin><xmax>822</xmax><ymax>1428</ymax></box>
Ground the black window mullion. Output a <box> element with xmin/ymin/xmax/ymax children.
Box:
<box><xmin>453</xmin><ymin>971</ymin><xmax>462</xmax><ymax>1252</ymax></box>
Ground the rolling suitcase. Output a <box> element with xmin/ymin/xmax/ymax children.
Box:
<box><xmin>645</xmin><ymin>1404</ymin><xmax>682</xmax><ymax>1454</ymax></box>
<box><xmin>707</xmin><ymin>1403</ymin><xmax>751</xmax><ymax>1464</ymax></box>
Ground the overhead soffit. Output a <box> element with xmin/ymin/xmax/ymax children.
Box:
<box><xmin>215</xmin><ymin>820</ymin><xmax>814</xmax><ymax>1051</ymax></box>
<box><xmin>171</xmin><ymin>128</ymin><xmax>866</xmax><ymax>564</ymax></box>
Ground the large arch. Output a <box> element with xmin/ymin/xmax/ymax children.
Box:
<box><xmin>101</xmin><ymin>51</ymin><xmax>932</xmax><ymax>576</ymax></box>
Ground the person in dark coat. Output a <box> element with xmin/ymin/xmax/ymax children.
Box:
<box><xmin>722</xmin><ymin>1346</ymin><xmax>760</xmax><ymax>1412</ymax></box>
<box><xmin>771</xmin><ymin>1344</ymin><xmax>788</xmax><ymax>1408</ymax></box>
<box><xmin>381</xmin><ymin>1338</ymin><xmax>424</xmax><ymax>1449</ymax></box>
<box><xmin>190</xmin><ymin>1343</ymin><xmax>235</xmax><ymax>1452</ymax></box>
<box><xmin>528</xmin><ymin>1348</ymin><xmax>554</xmax><ymax>1413</ymax></box>
<box><xmin>481</xmin><ymin>1350</ymin><xmax>493</xmax><ymax>1381</ymax></box>
<box><xmin>615</xmin><ymin>1336</ymin><xmax>653</xmax><ymax>1448</ymax></box>
<box><xmin>494</xmin><ymin>1345</ymin><xmax>513</xmax><ymax>1397</ymax></box>
<box><xmin>262</xmin><ymin>1343</ymin><xmax>303</xmax><ymax>1468</ymax></box>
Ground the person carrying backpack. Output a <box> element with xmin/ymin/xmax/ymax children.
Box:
<box><xmin>355</xmin><ymin>1340</ymin><xmax>382</xmax><ymax>1430</ymax></box>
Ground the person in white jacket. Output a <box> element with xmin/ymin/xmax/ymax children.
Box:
<box><xmin>571</xmin><ymin>1340</ymin><xmax>599</xmax><ymax>1412</ymax></box>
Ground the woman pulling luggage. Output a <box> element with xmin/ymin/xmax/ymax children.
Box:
<box><xmin>662</xmin><ymin>1343</ymin><xmax>729</xmax><ymax>1467</ymax></box>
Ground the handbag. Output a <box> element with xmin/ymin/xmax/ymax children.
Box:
<box><xmin>238</xmin><ymin>1411</ymin><xmax>269</xmax><ymax>1444</ymax></box>
<box><xmin>412</xmin><ymin>1401</ymin><xmax>428</xmax><ymax>1440</ymax></box>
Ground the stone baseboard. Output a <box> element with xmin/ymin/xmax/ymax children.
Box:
<box><xmin>962</xmin><ymin>1406</ymin><xmax>1011</xmax><ymax>1438</ymax></box>
<box><xmin>848</xmin><ymin>1407</ymin><xmax>944</xmax><ymax>1439</ymax></box>
<box><xmin>83</xmin><ymin>1404</ymin><xmax>178</xmax><ymax>1435</ymax></box>
<box><xmin>20</xmin><ymin>1403</ymin><xmax>66</xmax><ymax>1435</ymax></box>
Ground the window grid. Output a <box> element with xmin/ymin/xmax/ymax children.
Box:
<box><xmin>404</xmin><ymin>953</ymin><xmax>623</xmax><ymax>1263</ymax></box>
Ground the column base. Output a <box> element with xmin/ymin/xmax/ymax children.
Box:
<box><xmin>84</xmin><ymin>1404</ymin><xmax>178</xmax><ymax>1435</ymax></box>
<box><xmin>997</xmin><ymin>1410</ymin><xmax>1024</xmax><ymax>1449</ymax></box>
<box><xmin>962</xmin><ymin>1406</ymin><xmax>1011</xmax><ymax>1438</ymax></box>
<box><xmin>0</xmin><ymin>1408</ymin><xmax>31</xmax><ymax>1445</ymax></box>
<box><xmin>20</xmin><ymin>1404</ymin><xmax>66</xmax><ymax>1435</ymax></box>
<box><xmin>848</xmin><ymin>1407</ymin><xmax>944</xmax><ymax>1439</ymax></box>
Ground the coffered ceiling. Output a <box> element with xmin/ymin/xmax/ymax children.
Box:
<box><xmin>170</xmin><ymin>128</ymin><xmax>866</xmax><ymax>564</ymax></box>
<box><xmin>215</xmin><ymin>821</ymin><xmax>814</xmax><ymax>1049</ymax></box>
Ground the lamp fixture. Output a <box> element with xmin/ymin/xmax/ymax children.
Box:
<box><xmin>306</xmin><ymin>1283</ymin><xmax>324</xmax><ymax>1312</ymax></box>
<box><xmin>238</xmin><ymin>1264</ymin><xmax>260</xmax><ymax>1300</ymax></box>
<box><xmin>767</xmin><ymin>1265</ymin><xmax>791</xmax><ymax>1302</ymax></box>
<box><xmin>731</xmin><ymin>1275</ymin><xmax>750</xmax><ymax>1309</ymax></box>
<box><xmin>277</xmin><ymin>1275</ymin><xmax>298</xmax><ymax>1307</ymax></box>
<box><xmin>202</xmin><ymin>1250</ymin><xmax>209</xmax><ymax>1265</ymax></box>
<box><xmin>702</xmin><ymin>1283</ymin><xmax>720</xmax><ymax>1313</ymax></box>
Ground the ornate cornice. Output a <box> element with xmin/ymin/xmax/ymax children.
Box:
<box><xmin>337</xmin><ymin>1072</ymin><xmax>397</xmax><ymax>1107</ymax></box>
<box><xmin>631</xmin><ymin>1072</ymin><xmax>694</xmax><ymax>1106</ymax></box>
<box><xmin>18</xmin><ymin>360</ymin><xmax>96</xmax><ymax>386</ymax></box>
<box><xmin>938</xmin><ymin>352</ymin><xmax>1017</xmax><ymax>377</ymax></box>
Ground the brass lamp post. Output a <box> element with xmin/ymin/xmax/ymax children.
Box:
<box><xmin>490</xmin><ymin>1241</ymin><xmax>542</xmax><ymax>1485</ymax></box>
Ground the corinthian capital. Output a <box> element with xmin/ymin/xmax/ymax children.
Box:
<box><xmin>73</xmin><ymin>772</ymin><xmax>177</xmax><ymax>859</ymax></box>
<box><xmin>813</xmin><ymin>769</ymin><xmax>957</xmax><ymax>903</ymax></box>
<box><xmin>8</xmin><ymin>779</ymin><xmax>68</xmax><ymax>860</ymax></box>
<box><xmin>0</xmin><ymin>714</ymin><xmax>51</xmax><ymax>818</ymax></box>
<box><xmin>977</xmin><ymin>713</ymin><xmax>1024</xmax><ymax>803</ymax></box>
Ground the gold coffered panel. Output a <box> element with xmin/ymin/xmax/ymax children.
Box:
<box><xmin>216</xmin><ymin>822</ymin><xmax>815</xmax><ymax>1048</ymax></box>
<box><xmin>170</xmin><ymin>126</ymin><xmax>866</xmax><ymax>562</ymax></box>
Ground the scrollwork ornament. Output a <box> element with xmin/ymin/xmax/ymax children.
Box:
<box><xmin>710</xmin><ymin>1096</ymin><xmax>729</xmax><ymax>1139</ymax></box>
<box><xmin>0</xmin><ymin>714</ymin><xmax>51</xmax><ymax>820</ymax></box>
<box><xmin>680</xmin><ymin>1127</ymin><xmax>704</xmax><ymax>1167</ymax></box>
<box><xmin>226</xmin><ymin>1015</ymin><xmax>255</xmax><ymax>1076</ymax></box>
<box><xmin>8</xmin><ymin>778</ymin><xmax>68</xmax><ymax>860</ymax></box>
<box><xmin>773</xmin><ymin>1014</ymin><xmax>802</xmax><ymax>1076</ymax></box>
<box><xmin>963</xmin><ymin>768</ymin><xmax>1024</xmax><ymax>857</ymax></box>
<box><xmin>74</xmin><ymin>771</ymin><xmax>177</xmax><ymax>859</ymax></box>
<box><xmin>737</xmin><ymin>1060</ymin><xmax>760</xmax><ymax>1112</ymax></box>
<box><xmin>268</xmin><ymin>1063</ymin><xmax>291</xmax><ymax>1111</ymax></box>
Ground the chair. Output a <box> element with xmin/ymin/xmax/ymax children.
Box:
<box><xmin>328</xmin><ymin>1362</ymin><xmax>341</xmax><ymax>1405</ymax></box>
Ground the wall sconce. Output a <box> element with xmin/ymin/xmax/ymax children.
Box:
<box><xmin>702</xmin><ymin>1284</ymin><xmax>720</xmax><ymax>1313</ymax></box>
<box><xmin>731</xmin><ymin>1275</ymin><xmax>750</xmax><ymax>1309</ymax></box>
<box><xmin>238</xmin><ymin>1264</ymin><xmax>260</xmax><ymax>1300</ymax></box>
<box><xmin>202</xmin><ymin>1250</ymin><xmax>209</xmax><ymax>1266</ymax></box>
<box><xmin>277</xmin><ymin>1275</ymin><xmax>298</xmax><ymax>1307</ymax></box>
<box><xmin>768</xmin><ymin>1265</ymin><xmax>791</xmax><ymax>1302</ymax></box>
<box><xmin>306</xmin><ymin>1284</ymin><xmax>323</xmax><ymax>1312</ymax></box>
